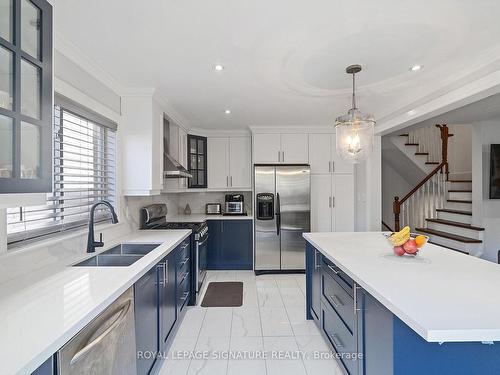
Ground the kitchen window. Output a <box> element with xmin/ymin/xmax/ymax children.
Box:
<box><xmin>6</xmin><ymin>95</ymin><xmax>117</xmax><ymax>245</ymax></box>
<box><xmin>187</xmin><ymin>134</ymin><xmax>207</xmax><ymax>188</ymax></box>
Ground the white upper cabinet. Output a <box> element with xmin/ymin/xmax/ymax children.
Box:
<box><xmin>122</xmin><ymin>95</ymin><xmax>164</xmax><ymax>196</ymax></box>
<box><xmin>308</xmin><ymin>133</ymin><xmax>354</xmax><ymax>174</ymax></box>
<box><xmin>281</xmin><ymin>133</ymin><xmax>309</xmax><ymax>163</ymax></box>
<box><xmin>253</xmin><ymin>133</ymin><xmax>281</xmax><ymax>163</ymax></box>
<box><xmin>208</xmin><ymin>137</ymin><xmax>230</xmax><ymax>189</ymax></box>
<box><xmin>253</xmin><ymin>133</ymin><xmax>308</xmax><ymax>164</ymax></box>
<box><xmin>309</xmin><ymin>134</ymin><xmax>331</xmax><ymax>174</ymax></box>
<box><xmin>207</xmin><ymin>136</ymin><xmax>252</xmax><ymax>190</ymax></box>
<box><xmin>331</xmin><ymin>134</ymin><xmax>354</xmax><ymax>174</ymax></box>
<box><xmin>229</xmin><ymin>137</ymin><xmax>252</xmax><ymax>189</ymax></box>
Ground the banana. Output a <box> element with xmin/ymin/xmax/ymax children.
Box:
<box><xmin>389</xmin><ymin>226</ymin><xmax>411</xmax><ymax>246</ymax></box>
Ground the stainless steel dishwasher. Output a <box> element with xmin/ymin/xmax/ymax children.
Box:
<box><xmin>58</xmin><ymin>287</ymin><xmax>137</xmax><ymax>374</ymax></box>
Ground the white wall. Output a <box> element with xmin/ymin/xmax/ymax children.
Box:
<box><xmin>472</xmin><ymin>121</ymin><xmax>500</xmax><ymax>262</ymax></box>
<box><xmin>381</xmin><ymin>161</ymin><xmax>412</xmax><ymax>230</ymax></box>
<box><xmin>448</xmin><ymin>124</ymin><xmax>472</xmax><ymax>179</ymax></box>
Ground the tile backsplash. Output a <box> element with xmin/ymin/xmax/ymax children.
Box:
<box><xmin>174</xmin><ymin>191</ymin><xmax>252</xmax><ymax>215</ymax></box>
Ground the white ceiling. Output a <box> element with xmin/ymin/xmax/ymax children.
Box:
<box><xmin>53</xmin><ymin>0</ymin><xmax>500</xmax><ymax>130</ymax></box>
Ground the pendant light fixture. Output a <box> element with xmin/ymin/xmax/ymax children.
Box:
<box><xmin>335</xmin><ymin>64</ymin><xmax>375</xmax><ymax>163</ymax></box>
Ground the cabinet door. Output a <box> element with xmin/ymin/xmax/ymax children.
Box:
<box><xmin>311</xmin><ymin>249</ymin><xmax>322</xmax><ymax>321</ymax></box>
<box><xmin>253</xmin><ymin>133</ymin><xmax>280</xmax><ymax>163</ymax></box>
<box><xmin>134</xmin><ymin>265</ymin><xmax>159</xmax><ymax>375</ymax></box>
<box><xmin>158</xmin><ymin>252</ymin><xmax>177</xmax><ymax>349</ymax></box>
<box><xmin>332</xmin><ymin>174</ymin><xmax>355</xmax><ymax>231</ymax></box>
<box><xmin>281</xmin><ymin>133</ymin><xmax>309</xmax><ymax>163</ymax></box>
<box><xmin>309</xmin><ymin>133</ymin><xmax>332</xmax><ymax>174</ymax></box>
<box><xmin>331</xmin><ymin>134</ymin><xmax>354</xmax><ymax>173</ymax></box>
<box><xmin>208</xmin><ymin>137</ymin><xmax>229</xmax><ymax>189</ymax></box>
<box><xmin>221</xmin><ymin>220</ymin><xmax>253</xmax><ymax>269</ymax></box>
<box><xmin>229</xmin><ymin>137</ymin><xmax>251</xmax><ymax>189</ymax></box>
<box><xmin>311</xmin><ymin>174</ymin><xmax>332</xmax><ymax>232</ymax></box>
<box><xmin>207</xmin><ymin>220</ymin><xmax>223</xmax><ymax>269</ymax></box>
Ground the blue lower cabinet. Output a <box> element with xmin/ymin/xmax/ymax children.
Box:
<box><xmin>134</xmin><ymin>265</ymin><xmax>160</xmax><ymax>375</ymax></box>
<box><xmin>31</xmin><ymin>357</ymin><xmax>54</xmax><ymax>375</ymax></box>
<box><xmin>159</xmin><ymin>250</ymin><xmax>177</xmax><ymax>350</ymax></box>
<box><xmin>176</xmin><ymin>241</ymin><xmax>191</xmax><ymax>316</ymax></box>
<box><xmin>306</xmin><ymin>241</ymin><xmax>500</xmax><ymax>375</ymax></box>
<box><xmin>207</xmin><ymin>219</ymin><xmax>253</xmax><ymax>270</ymax></box>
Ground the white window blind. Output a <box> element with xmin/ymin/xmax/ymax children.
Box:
<box><xmin>7</xmin><ymin>100</ymin><xmax>116</xmax><ymax>245</ymax></box>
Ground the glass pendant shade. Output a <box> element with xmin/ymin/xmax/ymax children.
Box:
<box><xmin>334</xmin><ymin>65</ymin><xmax>375</xmax><ymax>164</ymax></box>
<box><xmin>335</xmin><ymin>108</ymin><xmax>375</xmax><ymax>164</ymax></box>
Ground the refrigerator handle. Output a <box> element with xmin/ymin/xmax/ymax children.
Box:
<box><xmin>276</xmin><ymin>192</ymin><xmax>281</xmax><ymax>235</ymax></box>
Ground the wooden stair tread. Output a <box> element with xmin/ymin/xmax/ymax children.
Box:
<box><xmin>436</xmin><ymin>208</ymin><xmax>472</xmax><ymax>216</ymax></box>
<box><xmin>415</xmin><ymin>152</ymin><xmax>429</xmax><ymax>155</ymax></box>
<box><xmin>428</xmin><ymin>241</ymin><xmax>469</xmax><ymax>255</ymax></box>
<box><xmin>415</xmin><ymin>228</ymin><xmax>482</xmax><ymax>243</ymax></box>
<box><xmin>447</xmin><ymin>199</ymin><xmax>472</xmax><ymax>203</ymax></box>
<box><xmin>448</xmin><ymin>189</ymin><xmax>472</xmax><ymax>192</ymax></box>
<box><xmin>425</xmin><ymin>161</ymin><xmax>440</xmax><ymax>164</ymax></box>
<box><xmin>425</xmin><ymin>218</ymin><xmax>484</xmax><ymax>231</ymax></box>
<box><xmin>449</xmin><ymin>179</ymin><xmax>472</xmax><ymax>183</ymax></box>
<box><xmin>405</xmin><ymin>143</ymin><xmax>419</xmax><ymax>146</ymax></box>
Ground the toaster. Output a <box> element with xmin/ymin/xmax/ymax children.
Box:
<box><xmin>206</xmin><ymin>203</ymin><xmax>222</xmax><ymax>215</ymax></box>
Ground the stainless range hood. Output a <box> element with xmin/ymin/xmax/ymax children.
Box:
<box><xmin>163</xmin><ymin>117</ymin><xmax>192</xmax><ymax>179</ymax></box>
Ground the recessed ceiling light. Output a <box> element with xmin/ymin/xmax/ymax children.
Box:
<box><xmin>410</xmin><ymin>64</ymin><xmax>422</xmax><ymax>71</ymax></box>
<box><xmin>224</xmin><ymin>109</ymin><xmax>231</xmax><ymax>114</ymax></box>
<box><xmin>214</xmin><ymin>64</ymin><xmax>224</xmax><ymax>71</ymax></box>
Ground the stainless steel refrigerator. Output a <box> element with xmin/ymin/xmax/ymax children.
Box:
<box><xmin>254</xmin><ymin>165</ymin><xmax>310</xmax><ymax>273</ymax></box>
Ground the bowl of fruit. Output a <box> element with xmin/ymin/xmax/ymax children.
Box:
<box><xmin>385</xmin><ymin>226</ymin><xmax>429</xmax><ymax>256</ymax></box>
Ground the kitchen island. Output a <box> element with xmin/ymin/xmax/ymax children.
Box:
<box><xmin>304</xmin><ymin>232</ymin><xmax>500</xmax><ymax>375</ymax></box>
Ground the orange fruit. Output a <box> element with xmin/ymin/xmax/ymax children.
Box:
<box><xmin>415</xmin><ymin>235</ymin><xmax>426</xmax><ymax>248</ymax></box>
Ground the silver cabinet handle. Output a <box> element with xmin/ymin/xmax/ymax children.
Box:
<box><xmin>327</xmin><ymin>264</ymin><xmax>339</xmax><ymax>275</ymax></box>
<box><xmin>329</xmin><ymin>196</ymin><xmax>332</xmax><ymax>208</ymax></box>
<box><xmin>332</xmin><ymin>196</ymin><xmax>335</xmax><ymax>207</ymax></box>
<box><xmin>354</xmin><ymin>283</ymin><xmax>361</xmax><ymax>315</ymax></box>
<box><xmin>226</xmin><ymin>176</ymin><xmax>229</xmax><ymax>187</ymax></box>
<box><xmin>331</xmin><ymin>161</ymin><xmax>335</xmax><ymax>173</ymax></box>
<box><xmin>328</xmin><ymin>161</ymin><xmax>331</xmax><ymax>173</ymax></box>
<box><xmin>329</xmin><ymin>294</ymin><xmax>343</xmax><ymax>308</ymax></box>
<box><xmin>329</xmin><ymin>333</ymin><xmax>344</xmax><ymax>348</ymax></box>
<box><xmin>282</xmin><ymin>150</ymin><xmax>285</xmax><ymax>162</ymax></box>
<box><xmin>180</xmin><ymin>257</ymin><xmax>190</xmax><ymax>266</ymax></box>
<box><xmin>230</xmin><ymin>176</ymin><xmax>233</xmax><ymax>187</ymax></box>
<box><xmin>314</xmin><ymin>250</ymin><xmax>321</xmax><ymax>269</ymax></box>
<box><xmin>157</xmin><ymin>263</ymin><xmax>165</xmax><ymax>286</ymax></box>
<box><xmin>164</xmin><ymin>260</ymin><xmax>168</xmax><ymax>285</ymax></box>
<box><xmin>181</xmin><ymin>242</ymin><xmax>189</xmax><ymax>250</ymax></box>
<box><xmin>70</xmin><ymin>299</ymin><xmax>131</xmax><ymax>366</ymax></box>
<box><xmin>278</xmin><ymin>150</ymin><xmax>280</xmax><ymax>162</ymax></box>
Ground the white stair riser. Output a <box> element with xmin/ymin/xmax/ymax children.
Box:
<box><xmin>448</xmin><ymin>191</ymin><xmax>472</xmax><ymax>201</ymax></box>
<box><xmin>446</xmin><ymin>201</ymin><xmax>472</xmax><ymax>211</ymax></box>
<box><xmin>425</xmin><ymin>235</ymin><xmax>481</xmax><ymax>254</ymax></box>
<box><xmin>426</xmin><ymin>222</ymin><xmax>483</xmax><ymax>240</ymax></box>
<box><xmin>448</xmin><ymin>182</ymin><xmax>472</xmax><ymax>190</ymax></box>
<box><xmin>437</xmin><ymin>211</ymin><xmax>472</xmax><ymax>224</ymax></box>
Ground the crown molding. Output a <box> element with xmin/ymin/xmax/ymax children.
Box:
<box><xmin>248</xmin><ymin>125</ymin><xmax>335</xmax><ymax>134</ymax></box>
<box><xmin>153</xmin><ymin>89</ymin><xmax>192</xmax><ymax>132</ymax></box>
<box><xmin>189</xmin><ymin>127</ymin><xmax>251</xmax><ymax>137</ymax></box>
<box><xmin>54</xmin><ymin>31</ymin><xmax>125</xmax><ymax>96</ymax></box>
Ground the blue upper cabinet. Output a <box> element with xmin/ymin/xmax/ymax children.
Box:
<box><xmin>0</xmin><ymin>0</ymin><xmax>53</xmax><ymax>193</ymax></box>
<box><xmin>207</xmin><ymin>219</ymin><xmax>253</xmax><ymax>270</ymax></box>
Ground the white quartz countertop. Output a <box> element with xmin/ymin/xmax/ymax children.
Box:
<box><xmin>0</xmin><ymin>229</ymin><xmax>191</xmax><ymax>375</ymax></box>
<box><xmin>304</xmin><ymin>232</ymin><xmax>500</xmax><ymax>343</ymax></box>
<box><xmin>167</xmin><ymin>213</ymin><xmax>253</xmax><ymax>222</ymax></box>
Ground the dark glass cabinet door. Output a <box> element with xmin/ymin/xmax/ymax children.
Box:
<box><xmin>187</xmin><ymin>134</ymin><xmax>207</xmax><ymax>188</ymax></box>
<box><xmin>0</xmin><ymin>0</ymin><xmax>52</xmax><ymax>193</ymax></box>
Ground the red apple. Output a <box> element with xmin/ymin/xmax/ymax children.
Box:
<box><xmin>403</xmin><ymin>239</ymin><xmax>418</xmax><ymax>254</ymax></box>
<box><xmin>393</xmin><ymin>246</ymin><xmax>405</xmax><ymax>256</ymax></box>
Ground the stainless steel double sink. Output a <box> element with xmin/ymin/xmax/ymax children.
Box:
<box><xmin>73</xmin><ymin>243</ymin><xmax>161</xmax><ymax>267</ymax></box>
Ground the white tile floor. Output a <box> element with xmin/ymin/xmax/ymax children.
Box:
<box><xmin>158</xmin><ymin>271</ymin><xmax>343</xmax><ymax>375</ymax></box>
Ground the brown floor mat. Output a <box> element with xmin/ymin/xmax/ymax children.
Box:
<box><xmin>201</xmin><ymin>282</ymin><xmax>243</xmax><ymax>307</ymax></box>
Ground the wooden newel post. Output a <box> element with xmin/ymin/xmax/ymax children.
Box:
<box><xmin>393</xmin><ymin>196</ymin><xmax>400</xmax><ymax>232</ymax></box>
<box><xmin>436</xmin><ymin>124</ymin><xmax>453</xmax><ymax>181</ymax></box>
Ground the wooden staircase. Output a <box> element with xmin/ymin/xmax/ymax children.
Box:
<box><xmin>392</xmin><ymin>126</ymin><xmax>483</xmax><ymax>256</ymax></box>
